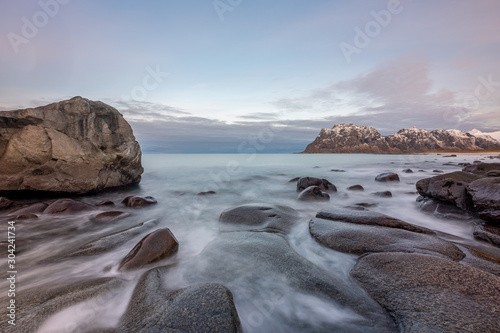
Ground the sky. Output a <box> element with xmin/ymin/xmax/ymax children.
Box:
<box><xmin>1</xmin><ymin>0</ymin><xmax>499</xmax><ymax>153</ymax></box>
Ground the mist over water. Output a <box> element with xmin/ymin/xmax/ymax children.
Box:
<box><xmin>4</xmin><ymin>153</ymin><xmax>498</xmax><ymax>332</ymax></box>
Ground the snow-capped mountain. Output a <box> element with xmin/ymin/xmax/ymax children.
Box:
<box><xmin>302</xmin><ymin>124</ymin><xmax>500</xmax><ymax>153</ymax></box>
<box><xmin>468</xmin><ymin>129</ymin><xmax>500</xmax><ymax>144</ymax></box>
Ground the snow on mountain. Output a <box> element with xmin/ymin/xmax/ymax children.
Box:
<box><xmin>303</xmin><ymin>124</ymin><xmax>500</xmax><ymax>153</ymax></box>
<box><xmin>469</xmin><ymin>129</ymin><xmax>500</xmax><ymax>144</ymax></box>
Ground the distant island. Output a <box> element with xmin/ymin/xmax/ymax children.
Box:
<box><xmin>302</xmin><ymin>123</ymin><xmax>500</xmax><ymax>154</ymax></box>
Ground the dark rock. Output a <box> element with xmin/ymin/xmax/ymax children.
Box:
<box><xmin>330</xmin><ymin>169</ymin><xmax>346</xmax><ymax>172</ymax></box>
<box><xmin>95</xmin><ymin>200</ymin><xmax>115</xmax><ymax>206</ymax></box>
<box><xmin>118</xmin><ymin>228</ymin><xmax>178</xmax><ymax>271</ymax></box>
<box><xmin>0</xmin><ymin>96</ymin><xmax>143</xmax><ymax>194</ymax></box>
<box><xmin>120</xmin><ymin>268</ymin><xmax>242</xmax><ymax>333</ymax></box>
<box><xmin>122</xmin><ymin>195</ymin><xmax>157</xmax><ymax>207</ymax></box>
<box><xmin>182</xmin><ymin>231</ymin><xmax>396</xmax><ymax>332</ymax></box>
<box><xmin>473</xmin><ymin>160</ymin><xmax>482</xmax><ymax>164</ymax></box>
<box><xmin>443</xmin><ymin>154</ymin><xmax>457</xmax><ymax>157</ymax></box>
<box><xmin>416</xmin><ymin>171</ymin><xmax>481</xmax><ymax>210</ymax></box>
<box><xmin>297</xmin><ymin>186</ymin><xmax>330</xmax><ymax>201</ymax></box>
<box><xmin>478</xmin><ymin>210</ymin><xmax>500</xmax><ymax>224</ymax></box>
<box><xmin>373</xmin><ymin>191</ymin><xmax>392</xmax><ymax>198</ymax></box>
<box><xmin>9</xmin><ymin>202</ymin><xmax>48</xmax><ymax>215</ymax></box>
<box><xmin>43</xmin><ymin>198</ymin><xmax>95</xmax><ymax>214</ymax></box>
<box><xmin>197</xmin><ymin>190</ymin><xmax>216</xmax><ymax>196</ymax></box>
<box><xmin>347</xmin><ymin>185</ymin><xmax>364</xmax><ymax>191</ymax></box>
<box><xmin>316</xmin><ymin>209</ymin><xmax>435</xmax><ymax>234</ymax></box>
<box><xmin>467</xmin><ymin>177</ymin><xmax>500</xmax><ymax>211</ymax></box>
<box><xmin>375</xmin><ymin>173</ymin><xmax>400</xmax><ymax>182</ymax></box>
<box><xmin>16</xmin><ymin>213</ymin><xmax>38</xmax><ymax>220</ymax></box>
<box><xmin>487</xmin><ymin>170</ymin><xmax>500</xmax><ymax>177</ymax></box>
<box><xmin>0</xmin><ymin>197</ymin><xmax>15</xmax><ymax>210</ymax></box>
<box><xmin>355</xmin><ymin>202</ymin><xmax>378</xmax><ymax>208</ymax></box>
<box><xmin>433</xmin><ymin>170</ymin><xmax>444</xmax><ymax>173</ymax></box>
<box><xmin>92</xmin><ymin>211</ymin><xmax>131</xmax><ymax>223</ymax></box>
<box><xmin>463</xmin><ymin>162</ymin><xmax>500</xmax><ymax>175</ymax></box>
<box><xmin>219</xmin><ymin>203</ymin><xmax>297</xmax><ymax>233</ymax></box>
<box><xmin>473</xmin><ymin>224</ymin><xmax>500</xmax><ymax>248</ymax></box>
<box><xmin>417</xmin><ymin>197</ymin><xmax>471</xmax><ymax>220</ymax></box>
<box><xmin>296</xmin><ymin>177</ymin><xmax>337</xmax><ymax>192</ymax></box>
<box><xmin>402</xmin><ymin>168</ymin><xmax>413</xmax><ymax>173</ymax></box>
<box><xmin>351</xmin><ymin>252</ymin><xmax>500</xmax><ymax>333</ymax></box>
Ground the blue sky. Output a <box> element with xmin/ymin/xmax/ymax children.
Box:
<box><xmin>1</xmin><ymin>0</ymin><xmax>499</xmax><ymax>152</ymax></box>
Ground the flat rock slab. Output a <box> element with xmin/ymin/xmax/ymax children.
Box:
<box><xmin>474</xmin><ymin>224</ymin><xmax>500</xmax><ymax>248</ymax></box>
<box><xmin>351</xmin><ymin>252</ymin><xmax>500</xmax><ymax>333</ymax></box>
<box><xmin>468</xmin><ymin>177</ymin><xmax>500</xmax><ymax>211</ymax></box>
<box><xmin>119</xmin><ymin>268</ymin><xmax>242</xmax><ymax>333</ymax></box>
<box><xmin>310</xmin><ymin>218</ymin><xmax>464</xmax><ymax>260</ymax></box>
<box><xmin>219</xmin><ymin>203</ymin><xmax>298</xmax><ymax>233</ymax></box>
<box><xmin>316</xmin><ymin>209</ymin><xmax>435</xmax><ymax>234</ymax></box>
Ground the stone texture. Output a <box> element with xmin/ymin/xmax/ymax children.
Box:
<box><xmin>296</xmin><ymin>177</ymin><xmax>337</xmax><ymax>192</ymax></box>
<box><xmin>0</xmin><ymin>96</ymin><xmax>143</xmax><ymax>194</ymax></box>
<box><xmin>297</xmin><ymin>185</ymin><xmax>330</xmax><ymax>201</ymax></box>
<box><xmin>122</xmin><ymin>195</ymin><xmax>157</xmax><ymax>207</ymax></box>
<box><xmin>375</xmin><ymin>173</ymin><xmax>400</xmax><ymax>182</ymax></box>
<box><xmin>473</xmin><ymin>224</ymin><xmax>500</xmax><ymax>248</ymax></box>
<box><xmin>467</xmin><ymin>177</ymin><xmax>500</xmax><ymax>211</ymax></box>
<box><xmin>462</xmin><ymin>162</ymin><xmax>500</xmax><ymax>175</ymax></box>
<box><xmin>351</xmin><ymin>252</ymin><xmax>500</xmax><ymax>333</ymax></box>
<box><xmin>118</xmin><ymin>228</ymin><xmax>178</xmax><ymax>271</ymax></box>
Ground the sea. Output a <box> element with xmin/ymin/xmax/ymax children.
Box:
<box><xmin>4</xmin><ymin>153</ymin><xmax>500</xmax><ymax>332</ymax></box>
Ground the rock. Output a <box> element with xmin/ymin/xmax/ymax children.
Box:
<box><xmin>122</xmin><ymin>195</ymin><xmax>157</xmax><ymax>207</ymax></box>
<box><xmin>473</xmin><ymin>224</ymin><xmax>500</xmax><ymax>248</ymax></box>
<box><xmin>433</xmin><ymin>170</ymin><xmax>444</xmax><ymax>173</ymax></box>
<box><xmin>296</xmin><ymin>177</ymin><xmax>337</xmax><ymax>192</ymax></box>
<box><xmin>375</xmin><ymin>173</ymin><xmax>400</xmax><ymax>182</ymax></box>
<box><xmin>219</xmin><ymin>203</ymin><xmax>298</xmax><ymax>233</ymax></box>
<box><xmin>197</xmin><ymin>190</ymin><xmax>216</xmax><ymax>196</ymax></box>
<box><xmin>92</xmin><ymin>211</ymin><xmax>131</xmax><ymax>223</ymax></box>
<box><xmin>467</xmin><ymin>177</ymin><xmax>500</xmax><ymax>211</ymax></box>
<box><xmin>330</xmin><ymin>169</ymin><xmax>346</xmax><ymax>172</ymax></box>
<box><xmin>402</xmin><ymin>169</ymin><xmax>413</xmax><ymax>173</ymax></box>
<box><xmin>350</xmin><ymin>252</ymin><xmax>500</xmax><ymax>333</ymax></box>
<box><xmin>0</xmin><ymin>197</ymin><xmax>15</xmax><ymax>210</ymax></box>
<box><xmin>9</xmin><ymin>202</ymin><xmax>48</xmax><ymax>215</ymax></box>
<box><xmin>118</xmin><ymin>228</ymin><xmax>178</xmax><ymax>271</ymax></box>
<box><xmin>119</xmin><ymin>268</ymin><xmax>242</xmax><ymax>333</ymax></box>
<box><xmin>0</xmin><ymin>97</ymin><xmax>143</xmax><ymax>194</ymax></box>
<box><xmin>43</xmin><ymin>198</ymin><xmax>95</xmax><ymax>214</ymax></box>
<box><xmin>316</xmin><ymin>209</ymin><xmax>435</xmax><ymax>234</ymax></box>
<box><xmin>478</xmin><ymin>210</ymin><xmax>500</xmax><ymax>224</ymax></box>
<box><xmin>443</xmin><ymin>154</ymin><xmax>457</xmax><ymax>157</ymax></box>
<box><xmin>487</xmin><ymin>170</ymin><xmax>500</xmax><ymax>177</ymax></box>
<box><xmin>16</xmin><ymin>213</ymin><xmax>38</xmax><ymax>220</ymax></box>
<box><xmin>95</xmin><ymin>200</ymin><xmax>115</xmax><ymax>206</ymax></box>
<box><xmin>347</xmin><ymin>185</ymin><xmax>364</xmax><ymax>191</ymax></box>
<box><xmin>418</xmin><ymin>197</ymin><xmax>471</xmax><ymax>220</ymax></box>
<box><xmin>373</xmin><ymin>191</ymin><xmax>392</xmax><ymax>198</ymax></box>
<box><xmin>416</xmin><ymin>171</ymin><xmax>481</xmax><ymax>211</ymax></box>
<box><xmin>462</xmin><ymin>162</ymin><xmax>500</xmax><ymax>175</ymax></box>
<box><xmin>297</xmin><ymin>186</ymin><xmax>330</xmax><ymax>201</ymax></box>
<box><xmin>310</xmin><ymin>217</ymin><xmax>464</xmax><ymax>260</ymax></box>
<box><xmin>182</xmin><ymin>231</ymin><xmax>396</xmax><ymax>332</ymax></box>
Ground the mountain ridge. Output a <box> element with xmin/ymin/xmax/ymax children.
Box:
<box><xmin>302</xmin><ymin>123</ymin><xmax>500</xmax><ymax>154</ymax></box>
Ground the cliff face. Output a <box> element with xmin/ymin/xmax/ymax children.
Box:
<box><xmin>0</xmin><ymin>96</ymin><xmax>144</xmax><ymax>194</ymax></box>
<box><xmin>303</xmin><ymin>124</ymin><xmax>500</xmax><ymax>154</ymax></box>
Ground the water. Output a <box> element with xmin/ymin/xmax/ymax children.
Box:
<box><xmin>2</xmin><ymin>153</ymin><xmax>499</xmax><ymax>332</ymax></box>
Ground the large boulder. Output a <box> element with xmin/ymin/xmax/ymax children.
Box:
<box><xmin>351</xmin><ymin>252</ymin><xmax>500</xmax><ymax>332</ymax></box>
<box><xmin>462</xmin><ymin>162</ymin><xmax>500</xmax><ymax>175</ymax></box>
<box><xmin>467</xmin><ymin>177</ymin><xmax>500</xmax><ymax>211</ymax></box>
<box><xmin>0</xmin><ymin>96</ymin><xmax>143</xmax><ymax>194</ymax></box>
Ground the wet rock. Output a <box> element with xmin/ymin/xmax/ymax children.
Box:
<box><xmin>330</xmin><ymin>169</ymin><xmax>346</xmax><ymax>172</ymax></box>
<box><xmin>375</xmin><ymin>173</ymin><xmax>400</xmax><ymax>182</ymax></box>
<box><xmin>118</xmin><ymin>228</ymin><xmax>178</xmax><ymax>271</ymax></box>
<box><xmin>443</xmin><ymin>154</ymin><xmax>457</xmax><ymax>157</ymax></box>
<box><xmin>43</xmin><ymin>198</ymin><xmax>95</xmax><ymax>214</ymax></box>
<box><xmin>473</xmin><ymin>224</ymin><xmax>500</xmax><ymax>248</ymax></box>
<box><xmin>355</xmin><ymin>202</ymin><xmax>377</xmax><ymax>208</ymax></box>
<box><xmin>16</xmin><ymin>213</ymin><xmax>38</xmax><ymax>220</ymax></box>
<box><xmin>373</xmin><ymin>191</ymin><xmax>392</xmax><ymax>198</ymax></box>
<box><xmin>467</xmin><ymin>177</ymin><xmax>500</xmax><ymax>211</ymax></box>
<box><xmin>402</xmin><ymin>169</ymin><xmax>413</xmax><ymax>173</ymax></box>
<box><xmin>119</xmin><ymin>268</ymin><xmax>242</xmax><ymax>333</ymax></box>
<box><xmin>122</xmin><ymin>195</ymin><xmax>157</xmax><ymax>207</ymax></box>
<box><xmin>433</xmin><ymin>170</ymin><xmax>444</xmax><ymax>173</ymax></box>
<box><xmin>416</xmin><ymin>171</ymin><xmax>481</xmax><ymax>211</ymax></box>
<box><xmin>0</xmin><ymin>97</ymin><xmax>143</xmax><ymax>194</ymax></box>
<box><xmin>14</xmin><ymin>277</ymin><xmax>125</xmax><ymax>333</ymax></box>
<box><xmin>296</xmin><ymin>177</ymin><xmax>337</xmax><ymax>192</ymax></box>
<box><xmin>182</xmin><ymin>231</ymin><xmax>396</xmax><ymax>332</ymax></box>
<box><xmin>67</xmin><ymin>220</ymin><xmax>159</xmax><ymax>257</ymax></box>
<box><xmin>462</xmin><ymin>162</ymin><xmax>500</xmax><ymax>175</ymax></box>
<box><xmin>219</xmin><ymin>203</ymin><xmax>298</xmax><ymax>233</ymax></box>
<box><xmin>351</xmin><ymin>252</ymin><xmax>500</xmax><ymax>333</ymax></box>
<box><xmin>418</xmin><ymin>197</ymin><xmax>471</xmax><ymax>220</ymax></box>
<box><xmin>0</xmin><ymin>197</ymin><xmax>15</xmax><ymax>210</ymax></box>
<box><xmin>487</xmin><ymin>170</ymin><xmax>500</xmax><ymax>177</ymax></box>
<box><xmin>92</xmin><ymin>211</ymin><xmax>131</xmax><ymax>223</ymax></box>
<box><xmin>297</xmin><ymin>186</ymin><xmax>330</xmax><ymax>202</ymax></box>
<box><xmin>347</xmin><ymin>185</ymin><xmax>364</xmax><ymax>191</ymax></box>
<box><xmin>316</xmin><ymin>209</ymin><xmax>435</xmax><ymax>234</ymax></box>
<box><xmin>9</xmin><ymin>202</ymin><xmax>48</xmax><ymax>215</ymax></box>
<box><xmin>95</xmin><ymin>200</ymin><xmax>115</xmax><ymax>206</ymax></box>
<box><xmin>197</xmin><ymin>191</ymin><xmax>216</xmax><ymax>196</ymax></box>
<box><xmin>478</xmin><ymin>210</ymin><xmax>500</xmax><ymax>224</ymax></box>
<box><xmin>310</xmin><ymin>215</ymin><xmax>463</xmax><ymax>260</ymax></box>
